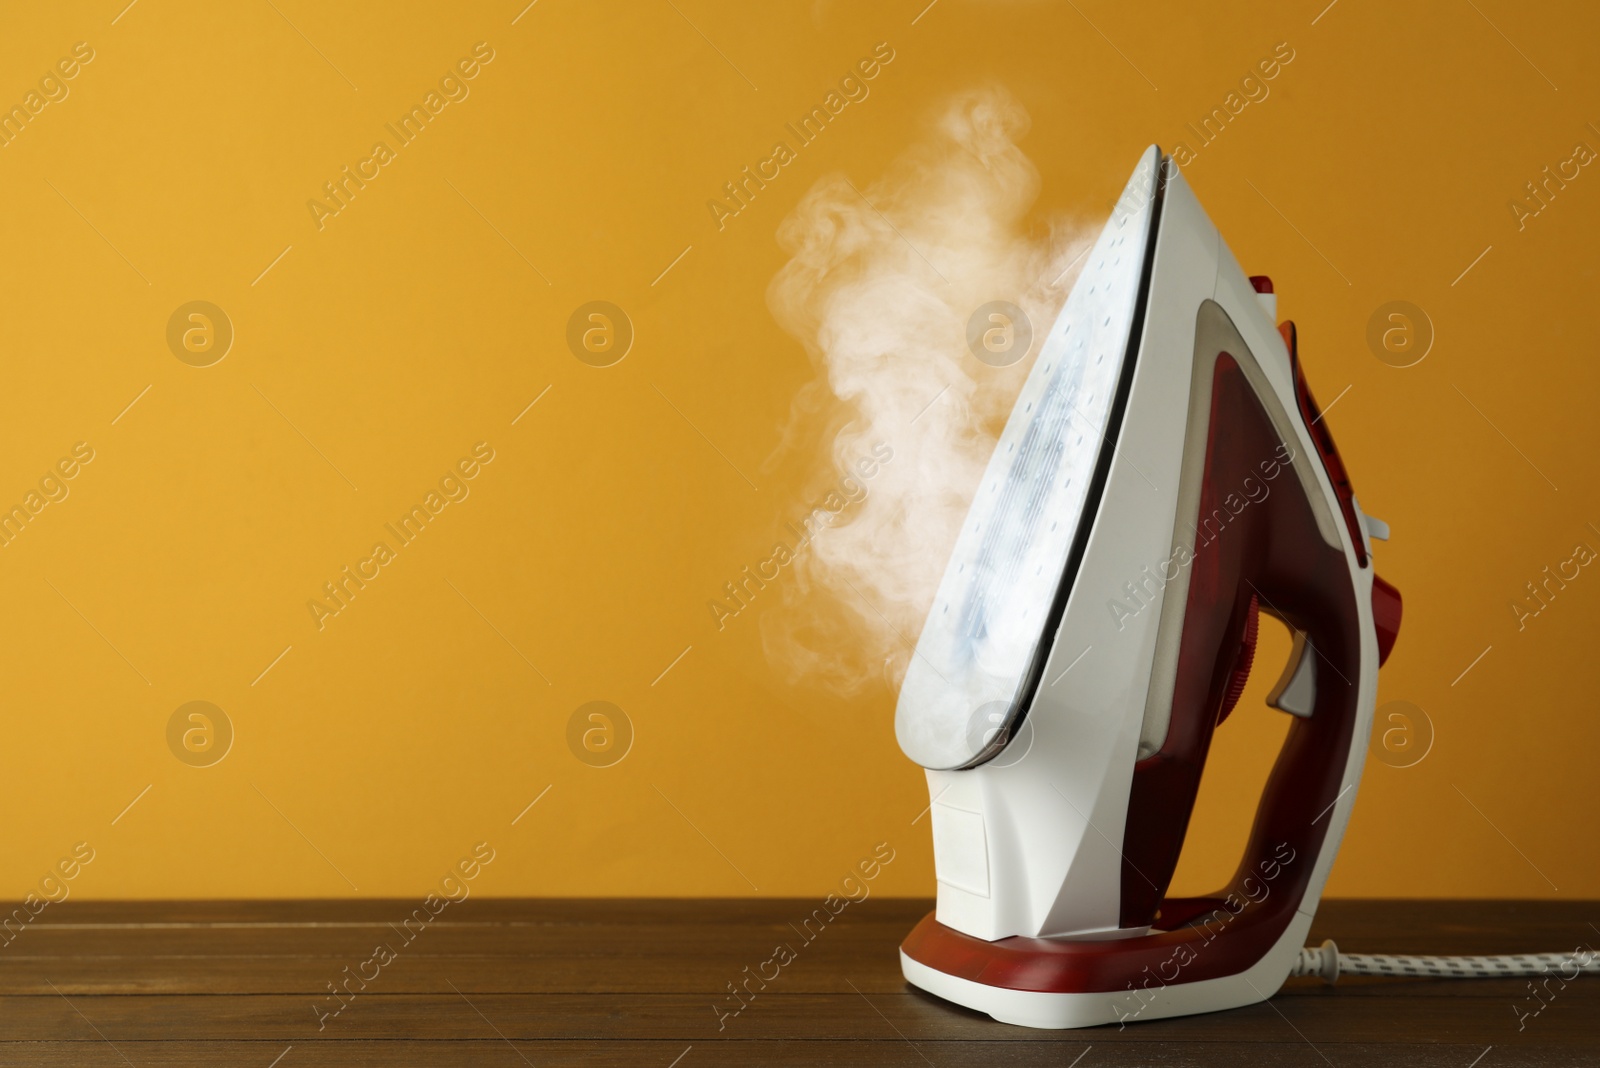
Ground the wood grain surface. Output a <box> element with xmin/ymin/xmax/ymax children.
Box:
<box><xmin>1</xmin><ymin>898</ymin><xmax>1594</xmax><ymax>1066</ymax></box>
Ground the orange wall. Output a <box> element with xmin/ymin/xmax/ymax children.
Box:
<box><xmin>1</xmin><ymin>1</ymin><xmax>1596</xmax><ymax>902</ymax></box>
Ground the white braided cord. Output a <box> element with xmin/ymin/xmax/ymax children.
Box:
<box><xmin>1291</xmin><ymin>939</ymin><xmax>1600</xmax><ymax>984</ymax></box>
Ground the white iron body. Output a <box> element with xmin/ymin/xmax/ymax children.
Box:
<box><xmin>896</xmin><ymin>148</ymin><xmax>1393</xmax><ymax>1028</ymax></box>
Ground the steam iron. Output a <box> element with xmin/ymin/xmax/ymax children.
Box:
<box><xmin>896</xmin><ymin>146</ymin><xmax>1402</xmax><ymax>1028</ymax></box>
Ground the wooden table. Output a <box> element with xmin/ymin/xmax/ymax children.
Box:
<box><xmin>2</xmin><ymin>899</ymin><xmax>1593</xmax><ymax>1066</ymax></box>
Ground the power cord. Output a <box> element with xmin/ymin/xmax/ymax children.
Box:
<box><xmin>1291</xmin><ymin>939</ymin><xmax>1600</xmax><ymax>983</ymax></box>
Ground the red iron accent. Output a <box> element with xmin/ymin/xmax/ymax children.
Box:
<box><xmin>1371</xmin><ymin>574</ymin><xmax>1402</xmax><ymax>666</ymax></box>
<box><xmin>1115</xmin><ymin>349</ymin><xmax>1361</xmax><ymax>934</ymax></box>
<box><xmin>1217</xmin><ymin>594</ymin><xmax>1259</xmax><ymax>726</ymax></box>
<box><xmin>1282</xmin><ymin>321</ymin><xmax>1367</xmax><ymax>567</ymax></box>
<box><xmin>903</xmin><ymin>878</ymin><xmax>1288</xmax><ymax>993</ymax></box>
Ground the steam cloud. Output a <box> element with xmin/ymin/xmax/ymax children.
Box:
<box><xmin>762</xmin><ymin>86</ymin><xmax>1093</xmax><ymax>695</ymax></box>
